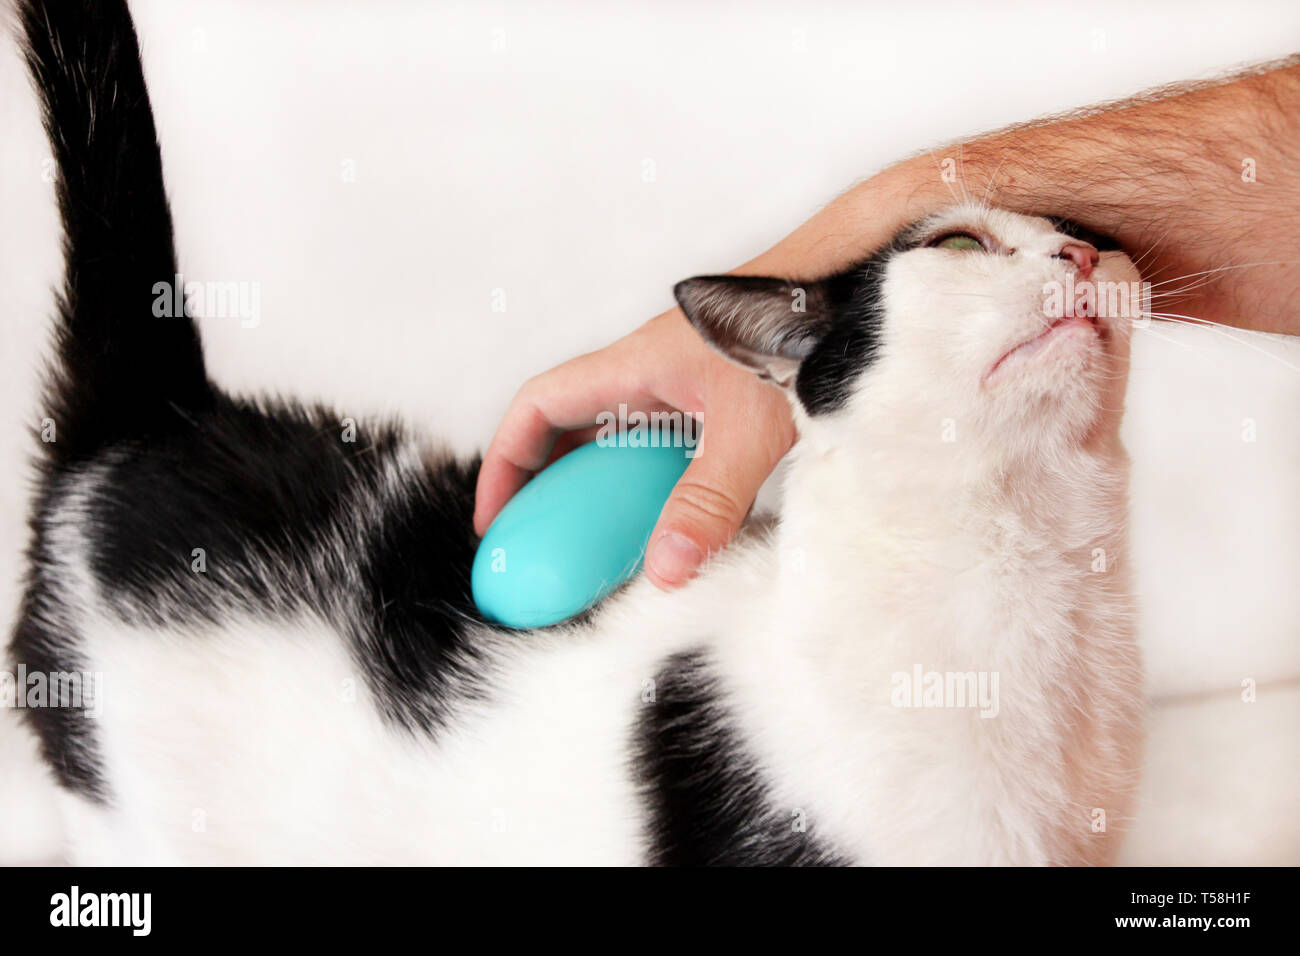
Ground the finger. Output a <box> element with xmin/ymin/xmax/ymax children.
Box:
<box><xmin>474</xmin><ymin>400</ymin><xmax>563</xmax><ymax>536</ymax></box>
<box><xmin>644</xmin><ymin>377</ymin><xmax>794</xmax><ymax>589</ymax></box>
<box><xmin>473</xmin><ymin>352</ymin><xmax>677</xmax><ymax>535</ymax></box>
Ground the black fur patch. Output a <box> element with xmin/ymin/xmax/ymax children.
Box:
<box><xmin>795</xmin><ymin>262</ymin><xmax>889</xmax><ymax>416</ymax></box>
<box><xmin>85</xmin><ymin>398</ymin><xmax>490</xmax><ymax>732</ymax></box>
<box><xmin>8</xmin><ymin>609</ymin><xmax>105</xmax><ymax>799</ymax></box>
<box><xmin>89</xmin><ymin>398</ymin><xmax>390</xmax><ymax>623</ymax></box>
<box><xmin>635</xmin><ymin>650</ymin><xmax>849</xmax><ymax>866</ymax></box>
<box><xmin>352</xmin><ymin>443</ymin><xmax>490</xmax><ymax>731</ymax></box>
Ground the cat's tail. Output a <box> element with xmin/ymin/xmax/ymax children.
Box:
<box><xmin>20</xmin><ymin>0</ymin><xmax>212</xmax><ymax>465</ymax></box>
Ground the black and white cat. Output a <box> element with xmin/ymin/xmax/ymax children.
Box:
<box><xmin>11</xmin><ymin>0</ymin><xmax>1142</xmax><ymax>865</ymax></box>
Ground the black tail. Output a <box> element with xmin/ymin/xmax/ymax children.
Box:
<box><xmin>20</xmin><ymin>0</ymin><xmax>211</xmax><ymax>464</ymax></box>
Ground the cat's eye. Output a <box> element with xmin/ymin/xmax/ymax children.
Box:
<box><xmin>931</xmin><ymin>232</ymin><xmax>985</xmax><ymax>252</ymax></box>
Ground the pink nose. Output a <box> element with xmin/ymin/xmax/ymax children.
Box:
<box><xmin>1055</xmin><ymin>241</ymin><xmax>1099</xmax><ymax>279</ymax></box>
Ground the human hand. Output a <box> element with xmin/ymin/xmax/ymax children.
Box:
<box><xmin>473</xmin><ymin>307</ymin><xmax>796</xmax><ymax>590</ymax></box>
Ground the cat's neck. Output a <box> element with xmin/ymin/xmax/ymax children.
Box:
<box><xmin>711</xmin><ymin>416</ymin><xmax>1133</xmax><ymax>720</ymax></box>
<box><xmin>776</xmin><ymin>417</ymin><xmax>1129</xmax><ymax>575</ymax></box>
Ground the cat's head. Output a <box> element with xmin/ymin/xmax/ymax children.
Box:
<box><xmin>675</xmin><ymin>203</ymin><xmax>1138</xmax><ymax>463</ymax></box>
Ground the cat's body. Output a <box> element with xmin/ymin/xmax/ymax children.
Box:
<box><xmin>11</xmin><ymin>0</ymin><xmax>1141</xmax><ymax>865</ymax></box>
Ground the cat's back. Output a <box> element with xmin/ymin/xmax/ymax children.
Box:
<box><xmin>16</xmin><ymin>399</ymin><xmax>484</xmax><ymax>857</ymax></box>
<box><xmin>25</xmin><ymin>399</ymin><xmax>832</xmax><ymax>864</ymax></box>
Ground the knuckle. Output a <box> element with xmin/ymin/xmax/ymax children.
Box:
<box><xmin>516</xmin><ymin>375</ymin><xmax>544</xmax><ymax>400</ymax></box>
<box><xmin>670</xmin><ymin>480</ymin><xmax>745</xmax><ymax>528</ymax></box>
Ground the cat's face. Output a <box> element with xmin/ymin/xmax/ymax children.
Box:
<box><xmin>675</xmin><ymin>203</ymin><xmax>1138</xmax><ymax>459</ymax></box>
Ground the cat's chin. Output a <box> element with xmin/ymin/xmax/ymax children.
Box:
<box><xmin>976</xmin><ymin>352</ymin><xmax>1117</xmax><ymax>457</ymax></box>
<box><xmin>983</xmin><ymin>315</ymin><xmax>1100</xmax><ymax>388</ymax></box>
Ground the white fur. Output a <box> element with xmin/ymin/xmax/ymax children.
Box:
<box><xmin>58</xmin><ymin>204</ymin><xmax>1143</xmax><ymax>865</ymax></box>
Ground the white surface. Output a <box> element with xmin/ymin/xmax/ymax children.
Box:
<box><xmin>1118</xmin><ymin>681</ymin><xmax>1300</xmax><ymax>866</ymax></box>
<box><xmin>1</xmin><ymin>0</ymin><xmax>1297</xmax><ymax>865</ymax></box>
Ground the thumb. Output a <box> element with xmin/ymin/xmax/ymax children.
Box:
<box><xmin>645</xmin><ymin>394</ymin><xmax>793</xmax><ymax>590</ymax></box>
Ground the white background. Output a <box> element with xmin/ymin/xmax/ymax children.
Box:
<box><xmin>2</xmin><ymin>0</ymin><xmax>1298</xmax><ymax>864</ymax></box>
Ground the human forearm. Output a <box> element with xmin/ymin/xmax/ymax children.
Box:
<box><xmin>743</xmin><ymin>56</ymin><xmax>1300</xmax><ymax>333</ymax></box>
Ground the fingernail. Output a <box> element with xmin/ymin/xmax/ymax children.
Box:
<box><xmin>648</xmin><ymin>532</ymin><xmax>703</xmax><ymax>586</ymax></box>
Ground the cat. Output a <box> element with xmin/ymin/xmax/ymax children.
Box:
<box><xmin>10</xmin><ymin>0</ymin><xmax>1142</xmax><ymax>865</ymax></box>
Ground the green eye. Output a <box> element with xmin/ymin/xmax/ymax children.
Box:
<box><xmin>935</xmin><ymin>233</ymin><xmax>984</xmax><ymax>251</ymax></box>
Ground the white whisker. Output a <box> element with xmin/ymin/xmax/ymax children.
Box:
<box><xmin>1149</xmin><ymin>260</ymin><xmax>1299</xmax><ymax>288</ymax></box>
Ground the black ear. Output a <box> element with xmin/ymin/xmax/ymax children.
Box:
<box><xmin>673</xmin><ymin>275</ymin><xmax>834</xmax><ymax>388</ymax></box>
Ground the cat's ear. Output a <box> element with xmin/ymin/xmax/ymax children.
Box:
<box><xmin>673</xmin><ymin>276</ymin><xmax>833</xmax><ymax>388</ymax></box>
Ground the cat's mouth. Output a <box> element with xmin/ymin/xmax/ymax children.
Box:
<box><xmin>985</xmin><ymin>315</ymin><xmax>1098</xmax><ymax>384</ymax></box>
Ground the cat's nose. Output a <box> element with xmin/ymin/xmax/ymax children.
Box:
<box><xmin>1054</xmin><ymin>241</ymin><xmax>1100</xmax><ymax>279</ymax></box>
